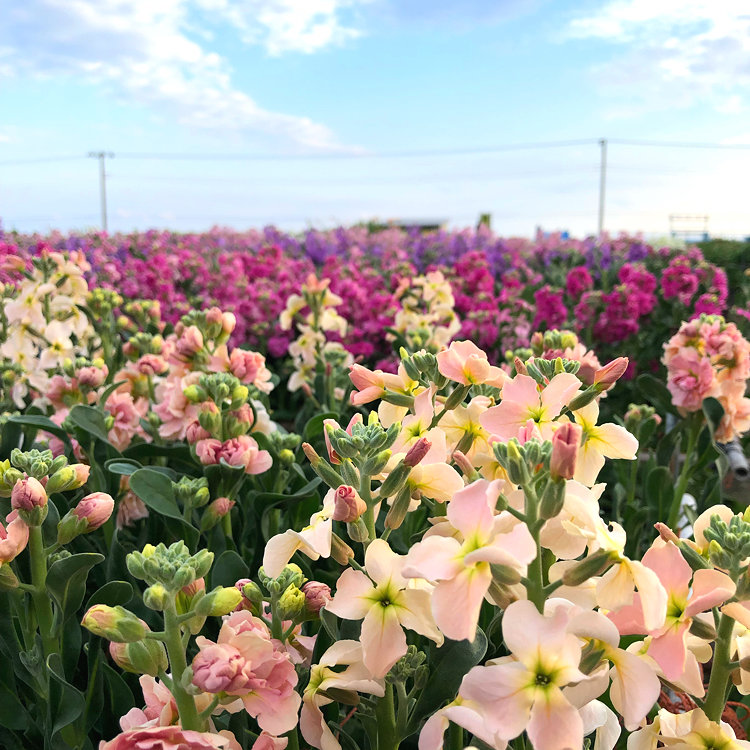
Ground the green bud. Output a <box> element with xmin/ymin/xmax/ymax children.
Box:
<box><xmin>567</xmin><ymin>387</ymin><xmax>599</xmax><ymax>412</ymax></box>
<box><xmin>242</xmin><ymin>581</ymin><xmax>264</xmax><ymax>605</ymax></box>
<box><xmin>385</xmin><ymin>484</ymin><xmax>413</xmax><ymax>531</ymax></box>
<box><xmin>689</xmin><ymin>617</ymin><xmax>717</xmax><ymax>641</ymax></box>
<box><xmin>110</xmin><ymin>638</ymin><xmax>169</xmax><ymax>676</ymax></box>
<box><xmin>676</xmin><ymin>540</ymin><xmax>711</xmax><ymax>572</ymax></box>
<box><xmin>561</xmin><ymin>550</ymin><xmax>616</xmax><ymax>587</ymax></box>
<box><xmin>490</xmin><ymin>563</ymin><xmax>522</xmax><ymax>586</ymax></box>
<box><xmin>504</xmin><ymin>441</ymin><xmax>530</xmax><ymax>486</ymax></box>
<box><xmin>302</xmin><ymin>443</ymin><xmax>342</xmax><ymax>489</ymax></box>
<box><xmin>56</xmin><ymin>511</ymin><xmax>90</xmax><ymax>545</ymax></box>
<box><xmin>277</xmin><ymin>585</ymin><xmax>306</xmax><ymax>620</ymax></box>
<box><xmin>143</xmin><ymin>584</ymin><xmax>170</xmax><ymax>611</ymax></box>
<box><xmin>276</xmin><ymin>564</ymin><xmax>306</xmax><ymax>590</ymax></box>
<box><xmin>278</xmin><ymin>449</ymin><xmax>295</xmax><ymax>467</ymax></box>
<box><xmin>82</xmin><ymin>605</ymin><xmax>147</xmax><ymax>642</ymax></box>
<box><xmin>183</xmin><ymin>385</ymin><xmax>207</xmax><ymax>403</ymax></box>
<box><xmin>362</xmin><ymin>449</ymin><xmax>391</xmax><ymax>476</ymax></box>
<box><xmin>195</xmin><ymin>586</ymin><xmax>243</xmax><ymax>617</ymax></box>
<box><xmin>539</xmin><ymin>479</ymin><xmax>566</xmax><ymax>520</ymax></box>
<box><xmin>0</xmin><ymin>565</ymin><xmax>19</xmax><ymax>591</ymax></box>
<box><xmin>339</xmin><ymin>459</ymin><xmax>360</xmax><ymax>486</ymax></box>
<box><xmin>347</xmin><ymin>518</ymin><xmax>370</xmax><ymax>543</ymax></box>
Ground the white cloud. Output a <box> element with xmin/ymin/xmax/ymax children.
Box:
<box><xmin>0</xmin><ymin>0</ymin><xmax>365</xmax><ymax>149</ymax></box>
<box><xmin>565</xmin><ymin>1</ymin><xmax>750</xmax><ymax>114</ymax></box>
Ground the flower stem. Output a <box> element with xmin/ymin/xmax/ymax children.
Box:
<box><xmin>375</xmin><ymin>682</ymin><xmax>399</xmax><ymax>750</ymax></box>
<box><xmin>28</xmin><ymin>525</ymin><xmax>57</xmax><ymax>657</ymax></box>
<box><xmin>667</xmin><ymin>415</ymin><xmax>702</xmax><ymax>530</ymax></box>
<box><xmin>163</xmin><ymin>602</ymin><xmax>200</xmax><ymax>731</ymax></box>
<box><xmin>522</xmin><ymin>486</ymin><xmax>545</xmax><ymax>613</ymax></box>
<box><xmin>703</xmin><ymin>611</ymin><xmax>735</xmax><ymax>722</ymax></box>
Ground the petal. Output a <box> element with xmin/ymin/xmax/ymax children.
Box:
<box><xmin>647</xmin><ymin>621</ymin><xmax>691</xmax><ymax>682</ymax></box>
<box><xmin>262</xmin><ymin>531</ymin><xmax>302</xmax><ymax>578</ymax></box>
<box><xmin>326</xmin><ymin>569</ymin><xmax>374</xmax><ymax>620</ymax></box>
<box><xmin>684</xmin><ymin>568</ymin><xmax>736</xmax><ymax>617</ymax></box>
<box><xmin>364</xmin><ymin>539</ymin><xmax>403</xmax><ymax>587</ymax></box>
<box><xmin>540</xmin><ymin>373</ymin><xmax>582</xmax><ymax>415</ymax></box>
<box><xmin>526</xmin><ymin>687</ymin><xmax>583</xmax><ymax>750</ymax></box>
<box><xmin>446</xmin><ymin>479</ymin><xmax>497</xmax><ymax>538</ymax></box>
<box><xmin>590</xmin><ymin>423</ymin><xmax>638</xmax><ymax>460</ymax></box>
<box><xmin>480</xmin><ymin>401</ymin><xmax>532</xmax><ymax>440</ymax></box>
<box><xmin>361</xmin><ymin>604</ymin><xmax>407</xmax><ymax>678</ymax></box>
<box><xmin>398</xmin><ymin>587</ymin><xmax>443</xmax><ymax>644</ymax></box>
<box><xmin>641</xmin><ymin>541</ymin><xmax>691</xmax><ymax>600</ymax></box>
<box><xmin>608</xmin><ymin>650</ymin><xmax>661</xmax><ymax>729</ymax></box>
<box><xmin>431</xmin><ymin>565</ymin><xmax>491</xmax><ymax>642</ymax></box>
<box><xmin>573</xmin><ymin>443</ymin><xmax>605</xmax><ymax>486</ymax></box>
<box><xmin>403</xmin><ymin>535</ymin><xmax>463</xmax><ymax>582</ymax></box>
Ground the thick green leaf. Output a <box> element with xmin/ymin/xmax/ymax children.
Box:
<box><xmin>47</xmin><ymin>653</ymin><xmax>86</xmax><ymax>738</ymax></box>
<box><xmin>645</xmin><ymin>466</ymin><xmax>675</xmax><ymax>520</ymax></box>
<box><xmin>7</xmin><ymin>414</ymin><xmax>69</xmax><ymax>440</ymax></box>
<box><xmin>86</xmin><ymin>580</ymin><xmax>134</xmax><ymax>609</ymax></box>
<box><xmin>408</xmin><ymin>630</ymin><xmax>488</xmax><ymax>730</ymax></box>
<box><xmin>636</xmin><ymin>374</ymin><xmax>677</xmax><ymax>416</ymax></box>
<box><xmin>129</xmin><ymin>468</ymin><xmax>182</xmax><ymax>519</ymax></box>
<box><xmin>210</xmin><ymin>550</ymin><xmax>250</xmax><ymax>588</ymax></box>
<box><xmin>104</xmin><ymin>458</ymin><xmax>142</xmax><ymax>477</ymax></box>
<box><xmin>702</xmin><ymin>397</ymin><xmax>724</xmax><ymax>439</ymax></box>
<box><xmin>68</xmin><ymin>404</ymin><xmax>114</xmax><ymax>446</ymax></box>
<box><xmin>303</xmin><ymin>412</ymin><xmax>338</xmax><ymax>442</ymax></box>
<box><xmin>47</xmin><ymin>553</ymin><xmax>104</xmax><ymax>622</ymax></box>
<box><xmin>124</xmin><ymin>443</ymin><xmax>192</xmax><ymax>462</ymax></box>
<box><xmin>0</xmin><ymin>670</ymin><xmax>29</xmax><ymax>730</ymax></box>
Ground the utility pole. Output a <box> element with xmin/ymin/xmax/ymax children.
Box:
<box><xmin>597</xmin><ymin>138</ymin><xmax>607</xmax><ymax>236</ymax></box>
<box><xmin>88</xmin><ymin>151</ymin><xmax>114</xmax><ymax>233</ymax></box>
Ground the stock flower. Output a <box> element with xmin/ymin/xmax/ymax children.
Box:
<box><xmin>195</xmin><ymin>436</ymin><xmax>272</xmax><ymax>475</ymax></box>
<box><xmin>99</xmin><ymin>726</ymin><xmax>241</xmax><ymax>750</ymax></box>
<box><xmin>436</xmin><ymin>340</ymin><xmax>508</xmax><ymax>387</ymax></box>
<box><xmin>571</xmin><ymin>401</ymin><xmax>638</xmax><ymax>486</ymax></box>
<box><xmin>116</xmin><ymin>490</ymin><xmax>149</xmax><ymax>529</ymax></box>
<box><xmin>0</xmin><ymin>510</ymin><xmax>29</xmax><ymax>562</ymax></box>
<box><xmin>11</xmin><ymin>476</ymin><xmax>47</xmax><ymax>511</ymax></box>
<box><xmin>403</xmin><ymin>479</ymin><xmax>535</xmax><ymax>641</ymax></box>
<box><xmin>193</xmin><ymin>610</ymin><xmax>301</xmax><ymax>734</ymax></box>
<box><xmin>480</xmin><ymin>372</ymin><xmax>581</xmax><ymax>440</ymax></box>
<box><xmin>106</xmin><ymin>391</ymin><xmax>148</xmax><ymax>451</ymax></box>
<box><xmin>73</xmin><ymin>492</ymin><xmax>115</xmax><ymax>530</ymax></box>
<box><xmin>609</xmin><ymin>540</ymin><xmax>735</xmax><ymax>681</ymax></box>
<box><xmin>327</xmin><ymin>539</ymin><xmax>443</xmax><ymax>678</ymax></box>
<box><xmin>301</xmin><ymin>641</ymin><xmax>384</xmax><ymax>750</ymax></box>
<box><xmin>263</xmin><ymin>489</ymin><xmax>335</xmax><ymax>577</ymax></box>
<box><xmin>453</xmin><ymin>600</ymin><xmax>589</xmax><ymax>750</ymax></box>
<box><xmin>629</xmin><ymin>708</ymin><xmax>750</xmax><ymax>749</ymax></box>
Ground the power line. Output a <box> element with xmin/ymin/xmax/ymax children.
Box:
<box><xmin>0</xmin><ymin>155</ymin><xmax>86</xmax><ymax>166</ymax></box>
<box><xmin>609</xmin><ymin>138</ymin><xmax>750</xmax><ymax>150</ymax></box>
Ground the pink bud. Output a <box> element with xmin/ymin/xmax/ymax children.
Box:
<box><xmin>72</xmin><ymin>463</ymin><xmax>91</xmax><ymax>486</ymax></box>
<box><xmin>76</xmin><ymin>365</ymin><xmax>109</xmax><ymax>388</ymax></box>
<box><xmin>302</xmin><ymin>581</ymin><xmax>331</xmax><ymax>613</ymax></box>
<box><xmin>514</xmin><ymin>357</ymin><xmax>528</xmax><ymax>376</ymax></box>
<box><xmin>404</xmin><ymin>437</ymin><xmax>431</xmax><ymax>467</ymax></box>
<box><xmin>550</xmin><ymin>422</ymin><xmax>582</xmax><ymax>481</ymax></box>
<box><xmin>654</xmin><ymin>522</ymin><xmax>680</xmax><ymax>544</ymax></box>
<box><xmin>186</xmin><ymin>420</ymin><xmax>211</xmax><ymax>444</ymax></box>
<box><xmin>73</xmin><ymin>492</ymin><xmax>114</xmax><ymax>530</ymax></box>
<box><xmin>332</xmin><ymin>485</ymin><xmax>367</xmax><ymax>523</ymax></box>
<box><xmin>209</xmin><ymin>497</ymin><xmax>235</xmax><ymax>518</ymax></box>
<box><xmin>451</xmin><ymin>450</ymin><xmax>475</xmax><ymax>477</ymax></box>
<box><xmin>175</xmin><ymin>326</ymin><xmax>204</xmax><ymax>359</ymax></box>
<box><xmin>181</xmin><ymin>577</ymin><xmax>206</xmax><ymax>599</ymax></box>
<box><xmin>593</xmin><ymin>357</ymin><xmax>629</xmax><ymax>391</ymax></box>
<box><xmin>11</xmin><ymin>477</ymin><xmax>48</xmax><ymax>511</ymax></box>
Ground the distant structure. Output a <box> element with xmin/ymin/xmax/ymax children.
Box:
<box><xmin>669</xmin><ymin>214</ymin><xmax>710</xmax><ymax>242</ymax></box>
<box><xmin>367</xmin><ymin>218</ymin><xmax>448</xmax><ymax>232</ymax></box>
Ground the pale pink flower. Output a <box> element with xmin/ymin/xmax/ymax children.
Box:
<box><xmin>301</xmin><ymin>641</ymin><xmax>383</xmax><ymax>750</ymax></box>
<box><xmin>609</xmin><ymin>539</ymin><xmax>735</xmax><ymax>681</ymax></box>
<box><xmin>134</xmin><ymin>354</ymin><xmax>168</xmax><ymax>376</ymax></box>
<box><xmin>629</xmin><ymin>708</ymin><xmax>750</xmax><ymax>750</ymax></box>
<box><xmin>349</xmin><ymin>363</ymin><xmax>415</xmax><ymax>406</ymax></box>
<box><xmin>153</xmin><ymin>371</ymin><xmax>202</xmax><ymax>441</ymax></box>
<box><xmin>480</xmin><ymin>372</ymin><xmax>581</xmax><ymax>440</ymax></box>
<box><xmin>403</xmin><ymin>479</ymin><xmax>535</xmax><ymax>641</ymax></box>
<box><xmin>11</xmin><ymin>476</ymin><xmax>47</xmax><ymax>511</ymax></box>
<box><xmin>571</xmin><ymin>401</ymin><xmax>638</xmax><ymax>486</ymax></box>
<box><xmin>263</xmin><ymin>490</ymin><xmax>335</xmax><ymax>577</ymax></box>
<box><xmin>106</xmin><ymin>391</ymin><xmax>148</xmax><ymax>451</ymax></box>
<box><xmin>436</xmin><ymin>340</ymin><xmax>508</xmax><ymax>388</ymax></box>
<box><xmin>219</xmin><ymin>435</ymin><xmax>272</xmax><ymax>475</ymax></box>
<box><xmin>449</xmin><ymin>600</ymin><xmax>589</xmax><ymax>750</ymax></box>
<box><xmin>199</xmin><ymin>610</ymin><xmax>300</xmax><ymax>735</ymax></box>
<box><xmin>327</xmin><ymin>539</ymin><xmax>443</xmax><ymax>678</ymax></box>
<box><xmin>0</xmin><ymin>510</ymin><xmax>29</xmax><ymax>562</ymax></box>
<box><xmin>116</xmin><ymin>491</ymin><xmax>149</xmax><ymax>529</ymax></box>
<box><xmin>331</xmin><ymin>485</ymin><xmax>367</xmax><ymax>523</ymax></box>
<box><xmin>665</xmin><ymin>348</ymin><xmax>717</xmax><ymax>411</ymax></box>
<box><xmin>99</xmin><ymin>726</ymin><xmax>241</xmax><ymax>750</ymax></box>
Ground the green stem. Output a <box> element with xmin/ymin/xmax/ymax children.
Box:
<box><xmin>375</xmin><ymin>683</ymin><xmax>399</xmax><ymax>750</ymax></box>
<box><xmin>447</xmin><ymin>722</ymin><xmax>464</xmax><ymax>750</ymax></box>
<box><xmin>522</xmin><ymin>487</ymin><xmax>545</xmax><ymax>612</ymax></box>
<box><xmin>703</xmin><ymin>611</ymin><xmax>735</xmax><ymax>722</ymax></box>
<box><xmin>667</xmin><ymin>416</ymin><xmax>702</xmax><ymax>530</ymax></box>
<box><xmin>359</xmin><ymin>474</ymin><xmax>376</xmax><ymax>545</ymax></box>
<box><xmin>163</xmin><ymin>603</ymin><xmax>200</xmax><ymax>731</ymax></box>
<box><xmin>284</xmin><ymin>729</ymin><xmax>300</xmax><ymax>750</ymax></box>
<box><xmin>29</xmin><ymin>525</ymin><xmax>58</xmax><ymax>657</ymax></box>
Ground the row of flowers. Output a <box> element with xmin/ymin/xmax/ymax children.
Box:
<box><xmin>0</xmin><ymin>244</ymin><xmax>748</xmax><ymax>749</ymax></box>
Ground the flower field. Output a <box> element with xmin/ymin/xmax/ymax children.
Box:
<box><xmin>0</xmin><ymin>225</ymin><xmax>749</xmax><ymax>750</ymax></box>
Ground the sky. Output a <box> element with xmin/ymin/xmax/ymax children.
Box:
<box><xmin>1</xmin><ymin>0</ymin><xmax>750</xmax><ymax>238</ymax></box>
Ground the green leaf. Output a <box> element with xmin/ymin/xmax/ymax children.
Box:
<box><xmin>702</xmin><ymin>397</ymin><xmax>724</xmax><ymax>439</ymax></box>
<box><xmin>104</xmin><ymin>458</ymin><xmax>142</xmax><ymax>477</ymax></box>
<box><xmin>98</xmin><ymin>380</ymin><xmax>128</xmax><ymax>407</ymax></box>
<box><xmin>47</xmin><ymin>553</ymin><xmax>104</xmax><ymax>623</ymax></box>
<box><xmin>47</xmin><ymin>653</ymin><xmax>85</xmax><ymax>738</ymax></box>
<box><xmin>7</xmin><ymin>414</ymin><xmax>70</xmax><ymax>441</ymax></box>
<box><xmin>86</xmin><ymin>580</ymin><xmax>133</xmax><ymax>609</ymax></box>
<box><xmin>68</xmin><ymin>404</ymin><xmax>114</xmax><ymax>447</ymax></box>
<box><xmin>645</xmin><ymin>466</ymin><xmax>675</xmax><ymax>520</ymax></box>
<box><xmin>0</xmin><ymin>670</ymin><xmax>29</xmax><ymax>730</ymax></box>
<box><xmin>210</xmin><ymin>550</ymin><xmax>249</xmax><ymax>588</ymax></box>
<box><xmin>408</xmin><ymin>630</ymin><xmax>488</xmax><ymax>730</ymax></box>
<box><xmin>636</xmin><ymin>374</ymin><xmax>677</xmax><ymax>416</ymax></box>
<box><xmin>128</xmin><ymin>468</ymin><xmax>182</xmax><ymax>520</ymax></box>
<box><xmin>303</xmin><ymin>412</ymin><xmax>338</xmax><ymax>442</ymax></box>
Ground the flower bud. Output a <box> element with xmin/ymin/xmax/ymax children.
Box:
<box><xmin>549</xmin><ymin>422</ymin><xmax>581</xmax><ymax>482</ymax></box>
<box><xmin>539</xmin><ymin>479</ymin><xmax>566</xmax><ymax>520</ymax></box>
<box><xmin>143</xmin><ymin>584</ymin><xmax>171</xmax><ymax>611</ymax></box>
<box><xmin>330</xmin><ymin>533</ymin><xmax>355</xmax><ymax>566</ymax></box>
<box><xmin>504</xmin><ymin>441</ymin><xmax>530</xmax><ymax>486</ymax></box>
<box><xmin>73</xmin><ymin>492</ymin><xmax>114</xmax><ymax>530</ymax></box>
<box><xmin>11</xmin><ymin>477</ymin><xmax>47</xmax><ymax>511</ymax></box>
<box><xmin>593</xmin><ymin>357</ymin><xmax>629</xmax><ymax>392</ymax></box>
<box><xmin>200</xmin><ymin>497</ymin><xmax>235</xmax><ymax>531</ymax></box>
<box><xmin>560</xmin><ymin>550</ymin><xmax>615</xmax><ymax>587</ymax></box>
<box><xmin>81</xmin><ymin>605</ymin><xmax>147</xmax><ymax>642</ymax></box>
<box><xmin>109</xmin><ymin>632</ymin><xmax>168</xmax><ymax>676</ymax></box>
<box><xmin>195</xmin><ymin>586</ymin><xmax>244</xmax><ymax>617</ymax></box>
<box><xmin>404</xmin><ymin>438</ymin><xmax>431</xmax><ymax>468</ymax></box>
<box><xmin>490</xmin><ymin>563</ymin><xmax>522</xmax><ymax>586</ymax></box>
<box><xmin>566</xmin><ymin>386</ymin><xmax>599</xmax><ymax>412</ymax></box>
<box><xmin>332</xmin><ymin>486</ymin><xmax>367</xmax><ymax>523</ymax></box>
<box><xmin>277</xmin><ymin>585</ymin><xmax>306</xmax><ymax>621</ymax></box>
<box><xmin>302</xmin><ymin>443</ymin><xmax>343</xmax><ymax>489</ymax></box>
<box><xmin>46</xmin><ymin>463</ymin><xmax>91</xmax><ymax>494</ymax></box>
<box><xmin>301</xmin><ymin>581</ymin><xmax>331</xmax><ymax>615</ymax></box>
<box><xmin>385</xmin><ymin>484</ymin><xmax>413</xmax><ymax>531</ymax></box>
<box><xmin>236</xmin><ymin>579</ymin><xmax>264</xmax><ymax>608</ymax></box>
<box><xmin>0</xmin><ymin>565</ymin><xmax>19</xmax><ymax>591</ymax></box>
<box><xmin>443</xmin><ymin>384</ymin><xmax>471</xmax><ymax>411</ymax></box>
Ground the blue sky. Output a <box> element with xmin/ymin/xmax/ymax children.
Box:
<box><xmin>1</xmin><ymin>0</ymin><xmax>749</xmax><ymax>237</ymax></box>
